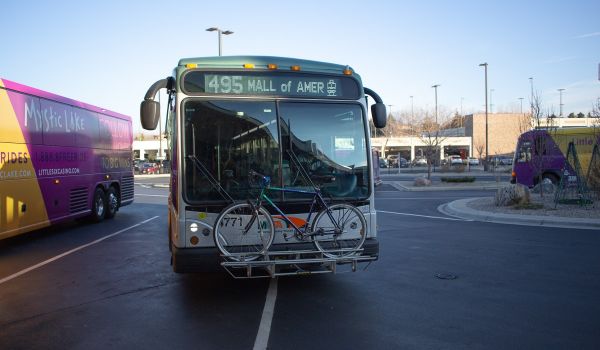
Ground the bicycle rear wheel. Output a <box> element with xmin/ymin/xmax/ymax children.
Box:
<box><xmin>311</xmin><ymin>204</ymin><xmax>367</xmax><ymax>258</ymax></box>
<box><xmin>213</xmin><ymin>203</ymin><xmax>275</xmax><ymax>261</ymax></box>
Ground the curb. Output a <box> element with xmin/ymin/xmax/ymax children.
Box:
<box><xmin>386</xmin><ymin>181</ymin><xmax>506</xmax><ymax>192</ymax></box>
<box><xmin>438</xmin><ymin>197</ymin><xmax>600</xmax><ymax>230</ymax></box>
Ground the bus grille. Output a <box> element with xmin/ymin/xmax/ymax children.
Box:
<box><xmin>121</xmin><ymin>175</ymin><xmax>134</xmax><ymax>202</ymax></box>
<box><xmin>70</xmin><ymin>187</ymin><xmax>89</xmax><ymax>213</ymax></box>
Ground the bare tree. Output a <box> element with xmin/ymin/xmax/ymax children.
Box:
<box><xmin>474</xmin><ymin>142</ymin><xmax>485</xmax><ymax>161</ymax></box>
<box><xmin>416</xmin><ymin>114</ymin><xmax>447</xmax><ymax>179</ymax></box>
<box><xmin>529</xmin><ymin>91</ymin><xmax>556</xmax><ymax>197</ymax></box>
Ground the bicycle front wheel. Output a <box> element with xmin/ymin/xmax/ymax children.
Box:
<box><xmin>311</xmin><ymin>204</ymin><xmax>367</xmax><ymax>258</ymax></box>
<box><xmin>213</xmin><ymin>203</ymin><xmax>275</xmax><ymax>261</ymax></box>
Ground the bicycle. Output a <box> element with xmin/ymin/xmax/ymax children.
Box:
<box><xmin>213</xmin><ymin>170</ymin><xmax>367</xmax><ymax>262</ymax></box>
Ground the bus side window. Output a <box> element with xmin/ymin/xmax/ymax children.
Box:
<box><xmin>518</xmin><ymin>141</ymin><xmax>531</xmax><ymax>163</ymax></box>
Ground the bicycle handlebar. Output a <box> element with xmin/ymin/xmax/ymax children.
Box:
<box><xmin>249</xmin><ymin>170</ymin><xmax>271</xmax><ymax>187</ymax></box>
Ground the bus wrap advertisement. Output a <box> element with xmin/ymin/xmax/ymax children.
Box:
<box><xmin>0</xmin><ymin>78</ymin><xmax>134</xmax><ymax>239</ymax></box>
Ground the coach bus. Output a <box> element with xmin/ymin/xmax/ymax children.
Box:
<box><xmin>0</xmin><ymin>78</ymin><xmax>134</xmax><ymax>240</ymax></box>
<box><xmin>511</xmin><ymin>127</ymin><xmax>599</xmax><ymax>187</ymax></box>
<box><xmin>140</xmin><ymin>56</ymin><xmax>387</xmax><ymax>275</ymax></box>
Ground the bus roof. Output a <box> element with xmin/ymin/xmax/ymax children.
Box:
<box><xmin>524</xmin><ymin>127</ymin><xmax>599</xmax><ymax>137</ymax></box>
<box><xmin>0</xmin><ymin>78</ymin><xmax>131</xmax><ymax>121</ymax></box>
<box><xmin>177</xmin><ymin>56</ymin><xmax>361</xmax><ymax>80</ymax></box>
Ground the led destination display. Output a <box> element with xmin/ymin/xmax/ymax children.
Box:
<box><xmin>183</xmin><ymin>72</ymin><xmax>359</xmax><ymax>99</ymax></box>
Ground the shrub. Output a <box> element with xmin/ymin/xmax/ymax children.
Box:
<box><xmin>440</xmin><ymin>176</ymin><xmax>475</xmax><ymax>183</ymax></box>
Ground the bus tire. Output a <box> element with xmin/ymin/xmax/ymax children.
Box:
<box><xmin>105</xmin><ymin>186</ymin><xmax>119</xmax><ymax>219</ymax></box>
<box><xmin>542</xmin><ymin>173</ymin><xmax>559</xmax><ymax>186</ymax></box>
<box><xmin>91</xmin><ymin>187</ymin><xmax>107</xmax><ymax>222</ymax></box>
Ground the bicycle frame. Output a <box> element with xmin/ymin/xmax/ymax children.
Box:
<box><xmin>253</xmin><ymin>185</ymin><xmax>340</xmax><ymax>239</ymax></box>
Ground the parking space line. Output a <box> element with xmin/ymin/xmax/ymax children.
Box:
<box><xmin>0</xmin><ymin>216</ymin><xmax>160</xmax><ymax>285</ymax></box>
<box><xmin>253</xmin><ymin>277</ymin><xmax>278</xmax><ymax>350</ymax></box>
<box><xmin>377</xmin><ymin>210</ymin><xmax>472</xmax><ymax>221</ymax></box>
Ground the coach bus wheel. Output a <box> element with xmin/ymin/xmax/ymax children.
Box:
<box><xmin>105</xmin><ymin>186</ymin><xmax>119</xmax><ymax>219</ymax></box>
<box><xmin>91</xmin><ymin>187</ymin><xmax>107</xmax><ymax>222</ymax></box>
<box><xmin>542</xmin><ymin>173</ymin><xmax>559</xmax><ymax>186</ymax></box>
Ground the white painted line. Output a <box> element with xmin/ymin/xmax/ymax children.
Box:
<box><xmin>377</xmin><ymin>210</ymin><xmax>472</xmax><ymax>222</ymax></box>
<box><xmin>377</xmin><ymin>197</ymin><xmax>470</xmax><ymax>200</ymax></box>
<box><xmin>135</xmin><ymin>194</ymin><xmax>169</xmax><ymax>198</ymax></box>
<box><xmin>0</xmin><ymin>216</ymin><xmax>160</xmax><ymax>285</ymax></box>
<box><xmin>253</xmin><ymin>277</ymin><xmax>278</xmax><ymax>350</ymax></box>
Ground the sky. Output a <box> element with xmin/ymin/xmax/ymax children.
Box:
<box><xmin>1</xmin><ymin>0</ymin><xmax>599</xmax><ymax>134</ymax></box>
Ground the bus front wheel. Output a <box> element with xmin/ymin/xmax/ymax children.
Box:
<box><xmin>91</xmin><ymin>187</ymin><xmax>107</xmax><ymax>222</ymax></box>
<box><xmin>105</xmin><ymin>186</ymin><xmax>119</xmax><ymax>219</ymax></box>
<box><xmin>542</xmin><ymin>173</ymin><xmax>559</xmax><ymax>186</ymax></box>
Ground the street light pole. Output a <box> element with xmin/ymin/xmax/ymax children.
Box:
<box><xmin>490</xmin><ymin>89</ymin><xmax>495</xmax><ymax>113</ymax></box>
<box><xmin>479</xmin><ymin>63</ymin><xmax>489</xmax><ymax>171</ymax></box>
<box><xmin>206</xmin><ymin>27</ymin><xmax>234</xmax><ymax>56</ymax></box>
<box><xmin>410</xmin><ymin>95</ymin><xmax>414</xmax><ymax>120</ymax></box>
<box><xmin>518</xmin><ymin>97</ymin><xmax>524</xmax><ymax>114</ymax></box>
<box><xmin>529</xmin><ymin>77</ymin><xmax>534</xmax><ymax>107</ymax></box>
<box><xmin>387</xmin><ymin>104</ymin><xmax>393</xmax><ymax>137</ymax></box>
<box><xmin>558</xmin><ymin>88</ymin><xmax>565</xmax><ymax>117</ymax></box>
<box><xmin>431</xmin><ymin>84</ymin><xmax>440</xmax><ymax>124</ymax></box>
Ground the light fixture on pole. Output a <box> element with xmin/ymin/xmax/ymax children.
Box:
<box><xmin>557</xmin><ymin>88</ymin><xmax>565</xmax><ymax>117</ymax></box>
<box><xmin>479</xmin><ymin>63</ymin><xmax>489</xmax><ymax>171</ymax></box>
<box><xmin>431</xmin><ymin>84</ymin><xmax>440</xmax><ymax>124</ymax></box>
<box><xmin>206</xmin><ymin>27</ymin><xmax>234</xmax><ymax>56</ymax></box>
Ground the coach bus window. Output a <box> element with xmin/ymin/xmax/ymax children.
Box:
<box><xmin>183</xmin><ymin>100</ymin><xmax>279</xmax><ymax>202</ymax></box>
<box><xmin>279</xmin><ymin>102</ymin><xmax>368</xmax><ymax>200</ymax></box>
<box><xmin>517</xmin><ymin>141</ymin><xmax>531</xmax><ymax>163</ymax></box>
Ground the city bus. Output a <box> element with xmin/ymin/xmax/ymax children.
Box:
<box><xmin>140</xmin><ymin>56</ymin><xmax>387</xmax><ymax>276</ymax></box>
<box><xmin>0</xmin><ymin>78</ymin><xmax>134</xmax><ymax>240</ymax></box>
<box><xmin>511</xmin><ymin>127</ymin><xmax>600</xmax><ymax>187</ymax></box>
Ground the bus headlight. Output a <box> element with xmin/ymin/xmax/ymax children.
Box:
<box><xmin>190</xmin><ymin>222</ymin><xmax>198</xmax><ymax>233</ymax></box>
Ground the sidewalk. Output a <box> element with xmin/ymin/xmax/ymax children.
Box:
<box><xmin>439</xmin><ymin>197</ymin><xmax>600</xmax><ymax>230</ymax></box>
<box><xmin>385</xmin><ymin>180</ymin><xmax>508</xmax><ymax>192</ymax></box>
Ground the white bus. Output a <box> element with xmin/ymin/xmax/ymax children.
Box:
<box><xmin>141</xmin><ymin>56</ymin><xmax>387</xmax><ymax>277</ymax></box>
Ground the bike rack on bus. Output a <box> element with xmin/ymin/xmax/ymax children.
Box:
<box><xmin>219</xmin><ymin>249</ymin><xmax>376</xmax><ymax>279</ymax></box>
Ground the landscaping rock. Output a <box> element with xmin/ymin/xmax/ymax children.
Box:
<box><xmin>414</xmin><ymin>177</ymin><xmax>432</xmax><ymax>187</ymax></box>
<box><xmin>531</xmin><ymin>178</ymin><xmax>556</xmax><ymax>194</ymax></box>
<box><xmin>495</xmin><ymin>184</ymin><xmax>531</xmax><ymax>206</ymax></box>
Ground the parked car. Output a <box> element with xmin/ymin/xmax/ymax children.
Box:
<box><xmin>379</xmin><ymin>158</ymin><xmax>388</xmax><ymax>168</ymax></box>
<box><xmin>398</xmin><ymin>157</ymin><xmax>409</xmax><ymax>168</ymax></box>
<box><xmin>492</xmin><ymin>156</ymin><xmax>513</xmax><ymax>166</ymax></box>
<box><xmin>467</xmin><ymin>157</ymin><xmax>480</xmax><ymax>165</ymax></box>
<box><xmin>160</xmin><ymin>159</ymin><xmax>171</xmax><ymax>174</ymax></box>
<box><xmin>141</xmin><ymin>162</ymin><xmax>159</xmax><ymax>174</ymax></box>
<box><xmin>413</xmin><ymin>157</ymin><xmax>427</xmax><ymax>166</ymax></box>
<box><xmin>447</xmin><ymin>155</ymin><xmax>463</xmax><ymax>165</ymax></box>
<box><xmin>387</xmin><ymin>155</ymin><xmax>399</xmax><ymax>167</ymax></box>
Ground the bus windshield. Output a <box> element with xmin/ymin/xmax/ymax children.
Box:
<box><xmin>183</xmin><ymin>100</ymin><xmax>368</xmax><ymax>203</ymax></box>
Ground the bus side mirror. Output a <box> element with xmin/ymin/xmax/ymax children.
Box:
<box><xmin>371</xmin><ymin>103</ymin><xmax>387</xmax><ymax>128</ymax></box>
<box><xmin>140</xmin><ymin>100</ymin><xmax>160</xmax><ymax>130</ymax></box>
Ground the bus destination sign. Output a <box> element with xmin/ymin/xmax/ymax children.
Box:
<box><xmin>182</xmin><ymin>71</ymin><xmax>360</xmax><ymax>99</ymax></box>
<box><xmin>204</xmin><ymin>74</ymin><xmax>342</xmax><ymax>97</ymax></box>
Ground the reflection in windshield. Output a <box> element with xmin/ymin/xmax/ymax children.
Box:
<box><xmin>183</xmin><ymin>100</ymin><xmax>368</xmax><ymax>203</ymax></box>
